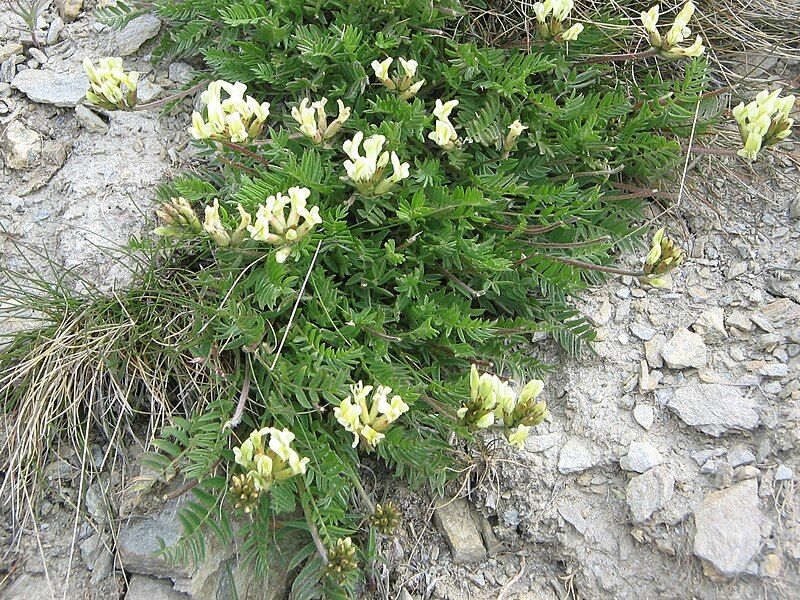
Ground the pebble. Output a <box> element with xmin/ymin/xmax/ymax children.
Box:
<box><xmin>667</xmin><ymin>383</ymin><xmax>759</xmax><ymax>437</ymax></box>
<box><xmin>12</xmin><ymin>68</ymin><xmax>88</xmax><ymax>107</ymax></box>
<box><xmin>693</xmin><ymin>479</ymin><xmax>761</xmax><ymax>577</ymax></box>
<box><xmin>1</xmin><ymin>121</ymin><xmax>41</xmax><ymax>169</ymax></box>
<box><xmin>726</xmin><ymin>261</ymin><xmax>748</xmax><ymax>280</ymax></box>
<box><xmin>168</xmin><ymin>61</ymin><xmax>194</xmax><ymax>84</ymax></box>
<box><xmin>644</xmin><ymin>334</ymin><xmax>666</xmax><ymax>369</ymax></box>
<box><xmin>28</xmin><ymin>47</ymin><xmax>48</xmax><ymax>64</ymax></box>
<box><xmin>558</xmin><ymin>437</ymin><xmax>597</xmax><ymax>474</ymax></box>
<box><xmin>116</xmin><ymin>15</ymin><xmax>162</xmax><ymax>56</ymax></box>
<box><xmin>47</xmin><ymin>17</ymin><xmax>65</xmax><ymax>45</ymax></box>
<box><xmin>727</xmin><ymin>310</ymin><xmax>753</xmax><ymax>331</ymax></box>
<box><xmin>630</xmin><ymin>322</ymin><xmax>657</xmax><ymax>341</ymax></box>
<box><xmin>75</xmin><ymin>104</ymin><xmax>109</xmax><ymax>133</ymax></box>
<box><xmin>626</xmin><ymin>466</ymin><xmax>675</xmax><ymax>523</ymax></box>
<box><xmin>0</xmin><ymin>43</ymin><xmax>23</xmax><ymax>63</ymax></box>
<box><xmin>790</xmin><ymin>194</ymin><xmax>800</xmax><ymax>219</ymax></box>
<box><xmin>502</xmin><ymin>508</ymin><xmax>520</xmax><ymax>527</ymax></box>
<box><xmin>758</xmin><ymin>363</ymin><xmax>789</xmax><ymax>377</ymax></box>
<box><xmin>692</xmin><ymin>307</ymin><xmax>727</xmax><ymax>341</ymax></box>
<box><xmin>775</xmin><ymin>465</ymin><xmax>793</xmax><ymax>481</ymax></box>
<box><xmin>620</xmin><ymin>440</ymin><xmax>662</xmax><ymax>473</ymax></box>
<box><xmin>136</xmin><ymin>79</ymin><xmax>164</xmax><ymax>103</ymax></box>
<box><xmin>633</xmin><ymin>404</ymin><xmax>654</xmax><ymax>430</ymax></box>
<box><xmin>1</xmin><ymin>58</ymin><xmax>16</xmax><ymax>83</ymax></box>
<box><xmin>660</xmin><ymin>327</ymin><xmax>708</xmax><ymax>369</ymax></box>
<box><xmin>59</xmin><ymin>0</ymin><xmax>84</xmax><ymax>22</ymax></box>
<box><xmin>434</xmin><ymin>497</ymin><xmax>487</xmax><ymax>564</ymax></box>
<box><xmin>726</xmin><ymin>448</ymin><xmax>755</xmax><ymax>468</ymax></box>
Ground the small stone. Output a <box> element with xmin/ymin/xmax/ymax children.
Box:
<box><xmin>759</xmin><ymin>554</ymin><xmax>782</xmax><ymax>578</ymax></box>
<box><xmin>558</xmin><ymin>504</ymin><xmax>588</xmax><ymax>534</ymax></box>
<box><xmin>588</xmin><ymin>298</ymin><xmax>612</xmax><ymax>326</ymax></box>
<box><xmin>668</xmin><ymin>383</ymin><xmax>759</xmax><ymax>437</ymax></box>
<box><xmin>693</xmin><ymin>480</ymin><xmax>761</xmax><ymax>577</ymax></box>
<box><xmin>790</xmin><ymin>194</ymin><xmax>800</xmax><ymax>219</ymax></box>
<box><xmin>775</xmin><ymin>465</ymin><xmax>793</xmax><ymax>481</ymax></box>
<box><xmin>644</xmin><ymin>334</ymin><xmax>666</xmax><ymax>369</ymax></box>
<box><xmin>0</xmin><ymin>43</ymin><xmax>23</xmax><ymax>64</ymax></box>
<box><xmin>124</xmin><ymin>575</ymin><xmax>188</xmax><ymax>600</ymax></box>
<box><xmin>726</xmin><ymin>448</ymin><xmax>755</xmax><ymax>468</ymax></box>
<box><xmin>116</xmin><ymin>15</ymin><xmax>162</xmax><ymax>56</ymax></box>
<box><xmin>692</xmin><ymin>307</ymin><xmax>727</xmax><ymax>341</ymax></box>
<box><xmin>75</xmin><ymin>104</ymin><xmax>109</xmax><ymax>133</ymax></box>
<box><xmin>760</xmin><ymin>298</ymin><xmax>800</xmax><ymax>323</ymax></box>
<box><xmin>700</xmin><ymin>459</ymin><xmax>718</xmax><ymax>475</ymax></box>
<box><xmin>620</xmin><ymin>440</ymin><xmax>662</xmax><ymax>473</ymax></box>
<box><xmin>137</xmin><ymin>79</ymin><xmax>163</xmax><ymax>103</ymax></box>
<box><xmin>630</xmin><ymin>322</ymin><xmax>657</xmax><ymax>341</ymax></box>
<box><xmin>47</xmin><ymin>17</ymin><xmax>65</xmax><ymax>45</ymax></box>
<box><xmin>79</xmin><ymin>532</ymin><xmax>113</xmax><ymax>583</ymax></box>
<box><xmin>734</xmin><ymin>466</ymin><xmax>760</xmax><ymax>482</ymax></box>
<box><xmin>758</xmin><ymin>363</ymin><xmax>789</xmax><ymax>377</ymax></box>
<box><xmin>626</xmin><ymin>466</ymin><xmax>675</xmax><ymax>523</ymax></box>
<box><xmin>660</xmin><ymin>327</ymin><xmax>707</xmax><ymax>369</ymax></box>
<box><xmin>726</xmin><ymin>261</ymin><xmax>748</xmax><ymax>280</ymax></box>
<box><xmin>434</xmin><ymin>497</ymin><xmax>486</xmax><ymax>564</ymax></box>
<box><xmin>1</xmin><ymin>121</ymin><xmax>41</xmax><ymax>169</ymax></box>
<box><xmin>557</xmin><ymin>437</ymin><xmax>596</xmax><ymax>474</ymax></box>
<box><xmin>12</xmin><ymin>68</ymin><xmax>88</xmax><ymax>107</ymax></box>
<box><xmin>633</xmin><ymin>404</ymin><xmax>654</xmax><ymax>430</ymax></box>
<box><xmin>28</xmin><ymin>47</ymin><xmax>48</xmax><ymax>64</ymax></box>
<box><xmin>1</xmin><ymin>58</ymin><xmax>16</xmax><ymax>84</ymax></box>
<box><xmin>502</xmin><ymin>509</ymin><xmax>520</xmax><ymax>527</ymax></box>
<box><xmin>615</xmin><ymin>287</ymin><xmax>630</xmax><ymax>299</ymax></box>
<box><xmin>168</xmin><ymin>61</ymin><xmax>194</xmax><ymax>84</ymax></box>
<box><xmin>58</xmin><ymin>0</ymin><xmax>84</xmax><ymax>22</ymax></box>
<box><xmin>727</xmin><ymin>310</ymin><xmax>753</xmax><ymax>331</ymax></box>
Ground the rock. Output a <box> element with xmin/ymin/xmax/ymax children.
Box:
<box><xmin>626</xmin><ymin>466</ymin><xmax>675</xmax><ymax>523</ymax></box>
<box><xmin>735</xmin><ymin>465</ymin><xmax>760</xmax><ymax>482</ymax></box>
<box><xmin>759</xmin><ymin>553</ymin><xmax>782</xmax><ymax>578</ymax></box>
<box><xmin>660</xmin><ymin>327</ymin><xmax>707</xmax><ymax>369</ymax></box>
<box><xmin>0</xmin><ymin>43</ymin><xmax>23</xmax><ymax>64</ymax></box>
<box><xmin>29</xmin><ymin>48</ymin><xmax>48</xmax><ymax>64</ymax></box>
<box><xmin>137</xmin><ymin>79</ymin><xmax>163</xmax><ymax>103</ymax></box>
<box><xmin>727</xmin><ymin>310</ymin><xmax>753</xmax><ymax>332</ymax></box>
<box><xmin>726</xmin><ymin>261</ymin><xmax>748</xmax><ymax>280</ymax></box>
<box><xmin>667</xmin><ymin>383</ymin><xmax>759</xmax><ymax>437</ymax></box>
<box><xmin>588</xmin><ymin>298</ymin><xmax>612</xmax><ymax>326</ymax></box>
<box><xmin>168</xmin><ymin>62</ymin><xmax>194</xmax><ymax>84</ymax></box>
<box><xmin>75</xmin><ymin>104</ymin><xmax>108</xmax><ymax>133</ymax></box>
<box><xmin>692</xmin><ymin>307</ymin><xmax>726</xmax><ymax>341</ymax></box>
<box><xmin>630</xmin><ymin>322</ymin><xmax>657</xmax><ymax>341</ymax></box>
<box><xmin>47</xmin><ymin>17</ymin><xmax>65</xmax><ymax>44</ymax></box>
<box><xmin>760</xmin><ymin>298</ymin><xmax>800</xmax><ymax>323</ymax></box>
<box><xmin>558</xmin><ymin>503</ymin><xmax>588</xmax><ymax>534</ymax></box>
<box><xmin>85</xmin><ymin>479</ymin><xmax>112</xmax><ymax>525</ymax></box>
<box><xmin>1</xmin><ymin>121</ymin><xmax>41</xmax><ymax>169</ymax></box>
<box><xmin>633</xmin><ymin>404</ymin><xmax>654</xmax><ymax>430</ymax></box>
<box><xmin>58</xmin><ymin>0</ymin><xmax>84</xmax><ymax>22</ymax></box>
<box><xmin>620</xmin><ymin>440</ymin><xmax>662</xmax><ymax>473</ymax></box>
<box><xmin>775</xmin><ymin>465</ymin><xmax>793</xmax><ymax>481</ymax></box>
<box><xmin>79</xmin><ymin>532</ymin><xmax>114</xmax><ymax>583</ymax></box>
<box><xmin>12</xmin><ymin>68</ymin><xmax>88</xmax><ymax>107</ymax></box>
<box><xmin>726</xmin><ymin>447</ymin><xmax>755</xmax><ymax>468</ymax></box>
<box><xmin>433</xmin><ymin>497</ymin><xmax>486</xmax><ymax>564</ymax></box>
<box><xmin>790</xmin><ymin>194</ymin><xmax>800</xmax><ymax>219</ymax></box>
<box><xmin>693</xmin><ymin>479</ymin><xmax>761</xmax><ymax>577</ymax></box>
<box><xmin>758</xmin><ymin>363</ymin><xmax>789</xmax><ymax>377</ymax></box>
<box><xmin>644</xmin><ymin>334</ymin><xmax>666</xmax><ymax>369</ymax></box>
<box><xmin>116</xmin><ymin>15</ymin><xmax>162</xmax><ymax>56</ymax></box>
<box><xmin>1</xmin><ymin>58</ymin><xmax>16</xmax><ymax>84</ymax></box>
<box><xmin>125</xmin><ymin>575</ymin><xmax>188</xmax><ymax>600</ymax></box>
<box><xmin>557</xmin><ymin>437</ymin><xmax>596</xmax><ymax>474</ymax></box>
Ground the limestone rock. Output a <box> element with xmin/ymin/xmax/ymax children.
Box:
<box><xmin>125</xmin><ymin>575</ymin><xmax>188</xmax><ymax>600</ymax></box>
<box><xmin>626</xmin><ymin>466</ymin><xmax>675</xmax><ymax>523</ymax></box>
<box><xmin>632</xmin><ymin>404</ymin><xmax>654</xmax><ymax>431</ymax></box>
<box><xmin>660</xmin><ymin>327</ymin><xmax>707</xmax><ymax>369</ymax></box>
<box><xmin>0</xmin><ymin>43</ymin><xmax>23</xmax><ymax>64</ymax></box>
<box><xmin>116</xmin><ymin>15</ymin><xmax>162</xmax><ymax>56</ymax></box>
<box><xmin>693</xmin><ymin>479</ymin><xmax>761</xmax><ymax>577</ymax></box>
<box><xmin>644</xmin><ymin>334</ymin><xmax>666</xmax><ymax>369</ymax></box>
<box><xmin>434</xmin><ymin>497</ymin><xmax>487</xmax><ymax>564</ymax></box>
<box><xmin>692</xmin><ymin>307</ymin><xmax>727</xmax><ymax>341</ymax></box>
<box><xmin>620</xmin><ymin>440</ymin><xmax>662</xmax><ymax>473</ymax></box>
<box><xmin>12</xmin><ymin>68</ymin><xmax>88</xmax><ymax>107</ymax></box>
<box><xmin>557</xmin><ymin>437</ymin><xmax>596</xmax><ymax>474</ymax></box>
<box><xmin>58</xmin><ymin>0</ymin><xmax>84</xmax><ymax>22</ymax></box>
<box><xmin>667</xmin><ymin>383</ymin><xmax>759</xmax><ymax>437</ymax></box>
<box><xmin>75</xmin><ymin>104</ymin><xmax>108</xmax><ymax>133</ymax></box>
<box><xmin>2</xmin><ymin>121</ymin><xmax>40</xmax><ymax>169</ymax></box>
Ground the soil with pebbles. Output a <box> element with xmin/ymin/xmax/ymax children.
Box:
<box><xmin>1</xmin><ymin>3</ymin><xmax>799</xmax><ymax>600</ymax></box>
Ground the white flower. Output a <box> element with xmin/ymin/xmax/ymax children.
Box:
<box><xmin>507</xmin><ymin>425</ymin><xmax>531</xmax><ymax>449</ymax></box>
<box><xmin>360</xmin><ymin>425</ymin><xmax>385</xmax><ymax>448</ymax></box>
<box><xmin>189</xmin><ymin>80</ymin><xmax>270</xmax><ymax>142</ymax></box>
<box><xmin>475</xmin><ymin>412</ymin><xmax>495</xmax><ymax>429</ymax></box>
<box><xmin>433</xmin><ymin>99</ymin><xmax>459</xmax><ymax>121</ymax></box>
<box><xmin>343</xmin><ymin>132</ymin><xmax>388</xmax><ymax>182</ymax></box>
<box><xmin>287</xmin><ymin>449</ymin><xmax>310</xmax><ymax>475</ymax></box>
<box><xmin>640</xmin><ymin>5</ymin><xmax>660</xmax><ymax>35</ymax></box>
<box><xmin>560</xmin><ymin>22</ymin><xmax>584</xmax><ymax>41</ymax></box>
<box><xmin>292</xmin><ymin>98</ymin><xmax>318</xmax><ymax>140</ymax></box>
<box><xmin>245</xmin><ymin>187</ymin><xmax>321</xmax><ymax>260</ymax></box>
<box><xmin>551</xmin><ymin>0</ymin><xmax>574</xmax><ymax>22</ymax></box>
<box><xmin>668</xmin><ymin>35</ymin><xmax>704</xmax><ymax>58</ymax></box>
<box><xmin>519</xmin><ymin>379</ymin><xmax>545</xmax><ymax>403</ymax></box>
<box><xmin>334</xmin><ymin>397</ymin><xmax>363</xmax><ymax>447</ymax></box>
<box><xmin>665</xmin><ymin>1</ymin><xmax>695</xmax><ymax>47</ymax></box>
<box><xmin>733</xmin><ymin>88</ymin><xmax>795</xmax><ymax>161</ymax></box>
<box><xmin>533</xmin><ymin>1</ymin><xmax>549</xmax><ymax>24</ymax></box>
<box><xmin>398</xmin><ymin>57</ymin><xmax>418</xmax><ymax>78</ymax></box>
<box><xmin>83</xmin><ymin>56</ymin><xmax>139</xmax><ymax>109</ymax></box>
<box><xmin>376</xmin><ymin>391</ymin><xmax>409</xmax><ymax>423</ymax></box>
<box><xmin>203</xmin><ymin>199</ymin><xmax>230</xmax><ymax>246</ymax></box>
<box><xmin>267</xmin><ymin>427</ymin><xmax>296</xmax><ymax>462</ymax></box>
<box><xmin>250</xmin><ymin>454</ymin><xmax>274</xmax><ymax>490</ymax></box>
<box><xmin>402</xmin><ymin>79</ymin><xmax>425</xmax><ymax>99</ymax></box>
<box><xmin>371</xmin><ymin>57</ymin><xmax>393</xmax><ymax>82</ymax></box>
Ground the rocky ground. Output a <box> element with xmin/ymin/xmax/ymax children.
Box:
<box><xmin>1</xmin><ymin>2</ymin><xmax>799</xmax><ymax>600</ymax></box>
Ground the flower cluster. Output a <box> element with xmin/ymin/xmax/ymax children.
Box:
<box><xmin>153</xmin><ymin>197</ymin><xmax>203</xmax><ymax>238</ymax></box>
<box><xmin>342</xmin><ymin>132</ymin><xmax>410</xmax><ymax>196</ymax></box>
<box><xmin>188</xmin><ymin>80</ymin><xmax>270</xmax><ymax>143</ymax></box>
<box><xmin>246</xmin><ymin>186</ymin><xmax>322</xmax><ymax>263</ymax></box>
<box><xmin>640</xmin><ymin>2</ymin><xmax>705</xmax><ymax>59</ymax></box>
<box><xmin>428</xmin><ymin>99</ymin><xmax>460</xmax><ymax>150</ymax></box>
<box><xmin>292</xmin><ymin>97</ymin><xmax>352</xmax><ymax>143</ymax></box>
<box><xmin>733</xmin><ymin>88</ymin><xmax>795</xmax><ymax>161</ymax></box>
<box><xmin>325</xmin><ymin>537</ymin><xmax>358</xmax><ymax>584</ymax></box>
<box><xmin>642</xmin><ymin>228</ymin><xmax>684</xmax><ymax>287</ymax></box>
<box><xmin>83</xmin><ymin>57</ymin><xmax>139</xmax><ymax>110</ymax></box>
<box><xmin>232</xmin><ymin>427</ymin><xmax>310</xmax><ymax>494</ymax></box>
<box><xmin>371</xmin><ymin>502</ymin><xmax>402</xmax><ymax>535</ymax></box>
<box><xmin>457</xmin><ymin>365</ymin><xmax>547</xmax><ymax>449</ymax></box>
<box><xmin>371</xmin><ymin>57</ymin><xmax>425</xmax><ymax>99</ymax></box>
<box><xmin>203</xmin><ymin>199</ymin><xmax>252</xmax><ymax>247</ymax></box>
<box><xmin>334</xmin><ymin>381</ymin><xmax>409</xmax><ymax>449</ymax></box>
<box><xmin>532</xmin><ymin>0</ymin><xmax>584</xmax><ymax>41</ymax></box>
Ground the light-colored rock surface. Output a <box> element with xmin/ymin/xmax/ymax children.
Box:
<box><xmin>558</xmin><ymin>437</ymin><xmax>596</xmax><ymax>474</ymax></box>
<box><xmin>626</xmin><ymin>466</ymin><xmax>675</xmax><ymax>523</ymax></box>
<box><xmin>667</xmin><ymin>383</ymin><xmax>759</xmax><ymax>436</ymax></box>
<box><xmin>124</xmin><ymin>575</ymin><xmax>188</xmax><ymax>600</ymax></box>
<box><xmin>75</xmin><ymin>104</ymin><xmax>109</xmax><ymax>133</ymax></box>
<box><xmin>116</xmin><ymin>15</ymin><xmax>162</xmax><ymax>56</ymax></box>
<box><xmin>693</xmin><ymin>480</ymin><xmax>761</xmax><ymax>577</ymax></box>
<box><xmin>660</xmin><ymin>327</ymin><xmax>708</xmax><ymax>369</ymax></box>
<box><xmin>434</xmin><ymin>497</ymin><xmax>487</xmax><ymax>564</ymax></box>
<box><xmin>11</xmin><ymin>69</ymin><xmax>88</xmax><ymax>107</ymax></box>
<box><xmin>620</xmin><ymin>440</ymin><xmax>662</xmax><ymax>473</ymax></box>
<box><xmin>2</xmin><ymin>121</ymin><xmax>41</xmax><ymax>169</ymax></box>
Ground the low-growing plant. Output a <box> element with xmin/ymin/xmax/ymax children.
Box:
<box><xmin>2</xmin><ymin>0</ymin><xmax>795</xmax><ymax>597</ymax></box>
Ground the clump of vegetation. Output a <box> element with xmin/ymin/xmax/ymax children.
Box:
<box><xmin>2</xmin><ymin>0</ymin><xmax>795</xmax><ymax>597</ymax></box>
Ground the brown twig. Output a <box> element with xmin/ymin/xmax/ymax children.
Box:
<box><xmin>134</xmin><ymin>80</ymin><xmax>208</xmax><ymax>111</ymax></box>
<box><xmin>297</xmin><ymin>479</ymin><xmax>329</xmax><ymax>563</ymax></box>
<box><xmin>217</xmin><ymin>139</ymin><xmax>271</xmax><ymax>168</ymax></box>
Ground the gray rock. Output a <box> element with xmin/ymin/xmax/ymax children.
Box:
<box><xmin>125</xmin><ymin>575</ymin><xmax>188</xmax><ymax>600</ymax></box>
<box><xmin>168</xmin><ymin>62</ymin><xmax>194</xmax><ymax>84</ymax></box>
<box><xmin>79</xmin><ymin>532</ymin><xmax>113</xmax><ymax>583</ymax></box>
<box><xmin>47</xmin><ymin>17</ymin><xmax>65</xmax><ymax>44</ymax></box>
<box><xmin>692</xmin><ymin>307</ymin><xmax>727</xmax><ymax>341</ymax></box>
<box><xmin>75</xmin><ymin>104</ymin><xmax>108</xmax><ymax>133</ymax></box>
<box><xmin>758</xmin><ymin>363</ymin><xmax>789</xmax><ymax>377</ymax></box>
<box><xmin>660</xmin><ymin>327</ymin><xmax>707</xmax><ymax>369</ymax></box>
<box><xmin>1</xmin><ymin>121</ymin><xmax>41</xmax><ymax>169</ymax></box>
<box><xmin>85</xmin><ymin>479</ymin><xmax>111</xmax><ymax>525</ymax></box>
<box><xmin>0</xmin><ymin>43</ymin><xmax>23</xmax><ymax>64</ymax></box>
<box><xmin>775</xmin><ymin>465</ymin><xmax>793</xmax><ymax>481</ymax></box>
<box><xmin>727</xmin><ymin>447</ymin><xmax>755</xmax><ymax>468</ymax></box>
<box><xmin>790</xmin><ymin>193</ymin><xmax>800</xmax><ymax>219</ymax></box>
<box><xmin>644</xmin><ymin>334</ymin><xmax>666</xmax><ymax>369</ymax></box>
<box><xmin>1</xmin><ymin>58</ymin><xmax>16</xmax><ymax>84</ymax></box>
<box><xmin>558</xmin><ymin>503</ymin><xmax>588</xmax><ymax>534</ymax></box>
<box><xmin>727</xmin><ymin>310</ymin><xmax>753</xmax><ymax>331</ymax></box>
<box><xmin>502</xmin><ymin>508</ymin><xmax>520</xmax><ymax>527</ymax></box>
<box><xmin>633</xmin><ymin>403</ymin><xmax>654</xmax><ymax>430</ymax></box>
<box><xmin>557</xmin><ymin>437</ymin><xmax>596</xmax><ymax>474</ymax></box>
<box><xmin>118</xmin><ymin>500</ymin><xmax>193</xmax><ymax>578</ymax></box>
<box><xmin>693</xmin><ymin>479</ymin><xmax>761</xmax><ymax>577</ymax></box>
<box><xmin>137</xmin><ymin>79</ymin><xmax>163</xmax><ymax>103</ymax></box>
<box><xmin>29</xmin><ymin>48</ymin><xmax>48</xmax><ymax>64</ymax></box>
<box><xmin>116</xmin><ymin>15</ymin><xmax>162</xmax><ymax>56</ymax></box>
<box><xmin>626</xmin><ymin>466</ymin><xmax>675</xmax><ymax>523</ymax></box>
<box><xmin>434</xmin><ymin>497</ymin><xmax>486</xmax><ymax>564</ymax></box>
<box><xmin>12</xmin><ymin>68</ymin><xmax>88</xmax><ymax>107</ymax></box>
<box><xmin>667</xmin><ymin>383</ymin><xmax>759</xmax><ymax>437</ymax></box>
<box><xmin>630</xmin><ymin>322</ymin><xmax>656</xmax><ymax>341</ymax></box>
<box><xmin>620</xmin><ymin>440</ymin><xmax>662</xmax><ymax>473</ymax></box>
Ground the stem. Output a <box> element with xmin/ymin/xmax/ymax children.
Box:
<box><xmin>134</xmin><ymin>80</ymin><xmax>208</xmax><ymax>111</ymax></box>
<box><xmin>297</xmin><ymin>479</ymin><xmax>329</xmax><ymax>564</ymax></box>
<box><xmin>217</xmin><ymin>139</ymin><xmax>271</xmax><ymax>168</ymax></box>
<box><xmin>681</xmin><ymin>145</ymin><xmax>739</xmax><ymax>157</ymax></box>
<box><xmin>163</xmin><ymin>457</ymin><xmax>223</xmax><ymax>501</ymax></box>
<box><xmin>223</xmin><ymin>366</ymin><xmax>251</xmax><ymax>430</ymax></box>
<box><xmin>436</xmin><ymin>267</ymin><xmax>483</xmax><ymax>298</ymax></box>
<box><xmin>419</xmin><ymin>394</ymin><xmax>460</xmax><ymax>420</ymax></box>
<box><xmin>578</xmin><ymin>48</ymin><xmax>659</xmax><ymax>64</ymax></box>
<box><xmin>515</xmin><ymin>252</ymin><xmax>644</xmax><ymax>276</ymax></box>
<box><xmin>349</xmin><ymin>474</ymin><xmax>375</xmax><ymax>512</ymax></box>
